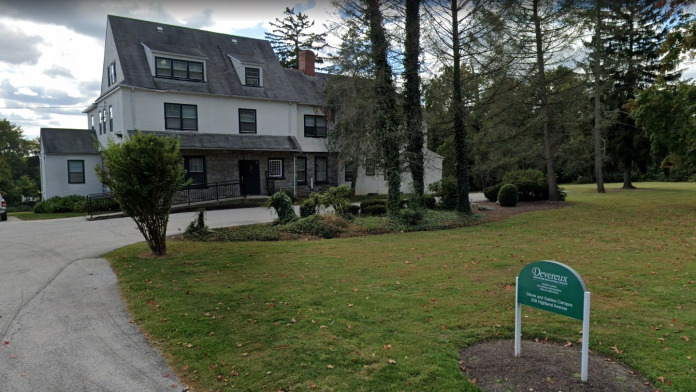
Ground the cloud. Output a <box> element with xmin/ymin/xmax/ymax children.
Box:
<box><xmin>43</xmin><ymin>66</ymin><xmax>75</xmax><ymax>79</ymax></box>
<box><xmin>0</xmin><ymin>22</ymin><xmax>43</xmax><ymax>65</ymax></box>
<box><xmin>183</xmin><ymin>7</ymin><xmax>214</xmax><ymax>29</ymax></box>
<box><xmin>0</xmin><ymin>79</ymin><xmax>88</xmax><ymax>107</ymax></box>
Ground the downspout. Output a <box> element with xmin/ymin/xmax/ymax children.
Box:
<box><xmin>130</xmin><ymin>87</ymin><xmax>136</xmax><ymax>133</ymax></box>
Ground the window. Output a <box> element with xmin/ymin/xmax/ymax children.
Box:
<box><xmin>98</xmin><ymin>111</ymin><xmax>103</xmax><ymax>134</ymax></box>
<box><xmin>245</xmin><ymin>67</ymin><xmax>260</xmax><ymax>86</ymax></box>
<box><xmin>67</xmin><ymin>160</ymin><xmax>85</xmax><ymax>184</ymax></box>
<box><xmin>296</xmin><ymin>157</ymin><xmax>307</xmax><ymax>184</ymax></box>
<box><xmin>165</xmin><ymin>103</ymin><xmax>198</xmax><ymax>131</ymax></box>
<box><xmin>365</xmin><ymin>161</ymin><xmax>376</xmax><ymax>176</ymax></box>
<box><xmin>90</xmin><ymin>115</ymin><xmax>94</xmax><ymax>130</ymax></box>
<box><xmin>268</xmin><ymin>159</ymin><xmax>284</xmax><ymax>178</ymax></box>
<box><xmin>184</xmin><ymin>156</ymin><xmax>206</xmax><ymax>186</ymax></box>
<box><xmin>315</xmin><ymin>157</ymin><xmax>328</xmax><ymax>183</ymax></box>
<box><xmin>344</xmin><ymin>165</ymin><xmax>354</xmax><ymax>182</ymax></box>
<box><xmin>304</xmin><ymin>115</ymin><xmax>326</xmax><ymax>138</ymax></box>
<box><xmin>107</xmin><ymin>62</ymin><xmax>117</xmax><ymax>86</ymax></box>
<box><xmin>239</xmin><ymin>109</ymin><xmax>256</xmax><ymax>134</ymax></box>
<box><xmin>109</xmin><ymin>106</ymin><xmax>113</xmax><ymax>132</ymax></box>
<box><xmin>155</xmin><ymin>57</ymin><xmax>204</xmax><ymax>81</ymax></box>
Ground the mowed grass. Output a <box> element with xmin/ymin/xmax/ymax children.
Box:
<box><xmin>106</xmin><ymin>182</ymin><xmax>696</xmax><ymax>392</ymax></box>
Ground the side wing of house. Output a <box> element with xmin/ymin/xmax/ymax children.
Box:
<box><xmin>40</xmin><ymin>128</ymin><xmax>103</xmax><ymax>199</ymax></box>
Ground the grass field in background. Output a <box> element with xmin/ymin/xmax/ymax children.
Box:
<box><xmin>106</xmin><ymin>183</ymin><xmax>696</xmax><ymax>391</ymax></box>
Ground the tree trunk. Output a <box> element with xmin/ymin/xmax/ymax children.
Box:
<box><xmin>532</xmin><ymin>0</ymin><xmax>560</xmax><ymax>201</ymax></box>
<box><xmin>622</xmin><ymin>156</ymin><xmax>635</xmax><ymax>189</ymax></box>
<box><xmin>366</xmin><ymin>0</ymin><xmax>401</xmax><ymax>216</ymax></box>
<box><xmin>404</xmin><ymin>0</ymin><xmax>425</xmax><ymax>206</ymax></box>
<box><xmin>592</xmin><ymin>0</ymin><xmax>606</xmax><ymax>193</ymax></box>
<box><xmin>451</xmin><ymin>0</ymin><xmax>472</xmax><ymax>214</ymax></box>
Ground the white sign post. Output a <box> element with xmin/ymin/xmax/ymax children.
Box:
<box><xmin>515</xmin><ymin>260</ymin><xmax>591</xmax><ymax>382</ymax></box>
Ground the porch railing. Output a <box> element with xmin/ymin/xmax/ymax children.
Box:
<box><xmin>87</xmin><ymin>180</ymin><xmax>244</xmax><ymax>218</ymax></box>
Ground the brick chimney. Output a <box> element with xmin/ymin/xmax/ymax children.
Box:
<box><xmin>299</xmin><ymin>50</ymin><xmax>315</xmax><ymax>76</ymax></box>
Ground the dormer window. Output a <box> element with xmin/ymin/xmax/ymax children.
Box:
<box><xmin>245</xmin><ymin>67</ymin><xmax>260</xmax><ymax>87</ymax></box>
<box><xmin>155</xmin><ymin>57</ymin><xmax>204</xmax><ymax>81</ymax></box>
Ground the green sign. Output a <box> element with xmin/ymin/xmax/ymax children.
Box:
<box><xmin>517</xmin><ymin>260</ymin><xmax>587</xmax><ymax>320</ymax></box>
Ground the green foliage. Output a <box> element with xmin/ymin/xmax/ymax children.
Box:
<box><xmin>398</xmin><ymin>208</ymin><xmax>423</xmax><ymax>226</ymax></box>
<box><xmin>33</xmin><ymin>195</ymin><xmax>86</xmax><ymax>213</ymax></box>
<box><xmin>285</xmin><ymin>214</ymin><xmax>348</xmax><ymax>239</ymax></box>
<box><xmin>497</xmin><ymin>183</ymin><xmax>519</xmax><ymax>207</ymax></box>
<box><xmin>300</xmin><ymin>192</ymin><xmax>321</xmax><ymax>218</ymax></box>
<box><xmin>348</xmin><ymin>204</ymin><xmax>361</xmax><ymax>216</ymax></box>
<box><xmin>423</xmin><ymin>194</ymin><xmax>436</xmax><ymax>209</ymax></box>
<box><xmin>360</xmin><ymin>199</ymin><xmax>386</xmax><ymax>209</ymax></box>
<box><xmin>483</xmin><ymin>184</ymin><xmax>502</xmax><ymax>202</ymax></box>
<box><xmin>95</xmin><ymin>132</ymin><xmax>188</xmax><ymax>255</ymax></box>
<box><xmin>264</xmin><ymin>7</ymin><xmax>327</xmax><ymax>69</ymax></box>
<box><xmin>0</xmin><ymin>118</ymin><xmax>40</xmax><ymax>204</ymax></box>
<box><xmin>211</xmin><ymin>224</ymin><xmax>280</xmax><ymax>242</ymax></box>
<box><xmin>498</xmin><ymin>169</ymin><xmax>556</xmax><ymax>202</ymax></box>
<box><xmin>428</xmin><ymin>176</ymin><xmax>458</xmax><ymax>209</ymax></box>
<box><xmin>266</xmin><ymin>191</ymin><xmax>298</xmax><ymax>225</ymax></box>
<box><xmin>362</xmin><ymin>204</ymin><xmax>386</xmax><ymax>216</ymax></box>
<box><xmin>320</xmin><ymin>184</ymin><xmax>352</xmax><ymax>216</ymax></box>
<box><xmin>183</xmin><ymin>209</ymin><xmax>210</xmax><ymax>241</ymax></box>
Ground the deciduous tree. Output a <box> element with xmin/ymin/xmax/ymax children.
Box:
<box><xmin>96</xmin><ymin>133</ymin><xmax>188</xmax><ymax>256</ymax></box>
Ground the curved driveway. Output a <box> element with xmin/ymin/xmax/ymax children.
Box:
<box><xmin>0</xmin><ymin>208</ymin><xmax>276</xmax><ymax>392</ymax></box>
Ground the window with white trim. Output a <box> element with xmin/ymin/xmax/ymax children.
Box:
<box><xmin>109</xmin><ymin>106</ymin><xmax>113</xmax><ymax>132</ymax></box>
<box><xmin>268</xmin><ymin>158</ymin><xmax>284</xmax><ymax>178</ymax></box>
<box><xmin>98</xmin><ymin>111</ymin><xmax>103</xmax><ymax>134</ymax></box>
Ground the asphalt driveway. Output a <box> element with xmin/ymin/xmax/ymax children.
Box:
<box><xmin>0</xmin><ymin>195</ymin><xmax>486</xmax><ymax>391</ymax></box>
<box><xmin>0</xmin><ymin>208</ymin><xmax>277</xmax><ymax>392</ymax></box>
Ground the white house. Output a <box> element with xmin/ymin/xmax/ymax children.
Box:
<box><xmin>39</xmin><ymin>128</ymin><xmax>103</xmax><ymax>200</ymax></box>
<box><xmin>39</xmin><ymin>15</ymin><xmax>442</xmax><ymax>199</ymax></box>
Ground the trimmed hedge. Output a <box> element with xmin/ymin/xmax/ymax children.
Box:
<box><xmin>498</xmin><ymin>184</ymin><xmax>519</xmax><ymax>207</ymax></box>
<box><xmin>483</xmin><ymin>184</ymin><xmax>502</xmax><ymax>202</ymax></box>
<box><xmin>33</xmin><ymin>195</ymin><xmax>87</xmax><ymax>213</ymax></box>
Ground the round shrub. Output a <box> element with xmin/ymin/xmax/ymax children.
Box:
<box><xmin>483</xmin><ymin>184</ymin><xmax>502</xmax><ymax>202</ymax></box>
<box><xmin>498</xmin><ymin>184</ymin><xmax>519</xmax><ymax>207</ymax></box>
<box><xmin>399</xmin><ymin>208</ymin><xmax>423</xmax><ymax>226</ymax></box>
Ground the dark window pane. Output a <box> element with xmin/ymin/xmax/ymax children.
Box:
<box><xmin>315</xmin><ymin>157</ymin><xmax>327</xmax><ymax>183</ymax></box>
<box><xmin>239</xmin><ymin>109</ymin><xmax>256</xmax><ymax>133</ymax></box>
<box><xmin>156</xmin><ymin>58</ymin><xmax>171</xmax><ymax>77</ymax></box>
<box><xmin>68</xmin><ymin>160</ymin><xmax>85</xmax><ymax>184</ymax></box>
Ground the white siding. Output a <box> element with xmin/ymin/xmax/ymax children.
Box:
<box><xmin>41</xmin><ymin>154</ymin><xmax>103</xmax><ymax>199</ymax></box>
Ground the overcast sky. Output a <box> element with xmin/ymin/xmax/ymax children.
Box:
<box><xmin>0</xmin><ymin>0</ymin><xmax>335</xmax><ymax>139</ymax></box>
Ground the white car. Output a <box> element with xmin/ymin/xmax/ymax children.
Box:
<box><xmin>0</xmin><ymin>193</ymin><xmax>7</xmax><ymax>221</ymax></box>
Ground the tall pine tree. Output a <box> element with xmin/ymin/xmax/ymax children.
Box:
<box><xmin>265</xmin><ymin>7</ymin><xmax>328</xmax><ymax>69</ymax></box>
<box><xmin>602</xmin><ymin>0</ymin><xmax>680</xmax><ymax>189</ymax></box>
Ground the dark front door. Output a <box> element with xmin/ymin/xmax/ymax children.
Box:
<box><xmin>239</xmin><ymin>160</ymin><xmax>260</xmax><ymax>195</ymax></box>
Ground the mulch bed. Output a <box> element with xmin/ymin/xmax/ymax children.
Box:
<box><xmin>460</xmin><ymin>339</ymin><xmax>654</xmax><ymax>392</ymax></box>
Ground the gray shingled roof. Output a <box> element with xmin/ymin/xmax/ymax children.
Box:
<box><xmin>130</xmin><ymin>130</ymin><xmax>301</xmax><ymax>152</ymax></box>
<box><xmin>40</xmin><ymin>128</ymin><xmax>98</xmax><ymax>154</ymax></box>
<box><xmin>107</xmin><ymin>15</ymin><xmax>328</xmax><ymax>106</ymax></box>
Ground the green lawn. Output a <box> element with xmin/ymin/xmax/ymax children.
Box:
<box><xmin>106</xmin><ymin>183</ymin><xmax>696</xmax><ymax>391</ymax></box>
<box><xmin>10</xmin><ymin>211</ymin><xmax>87</xmax><ymax>220</ymax></box>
